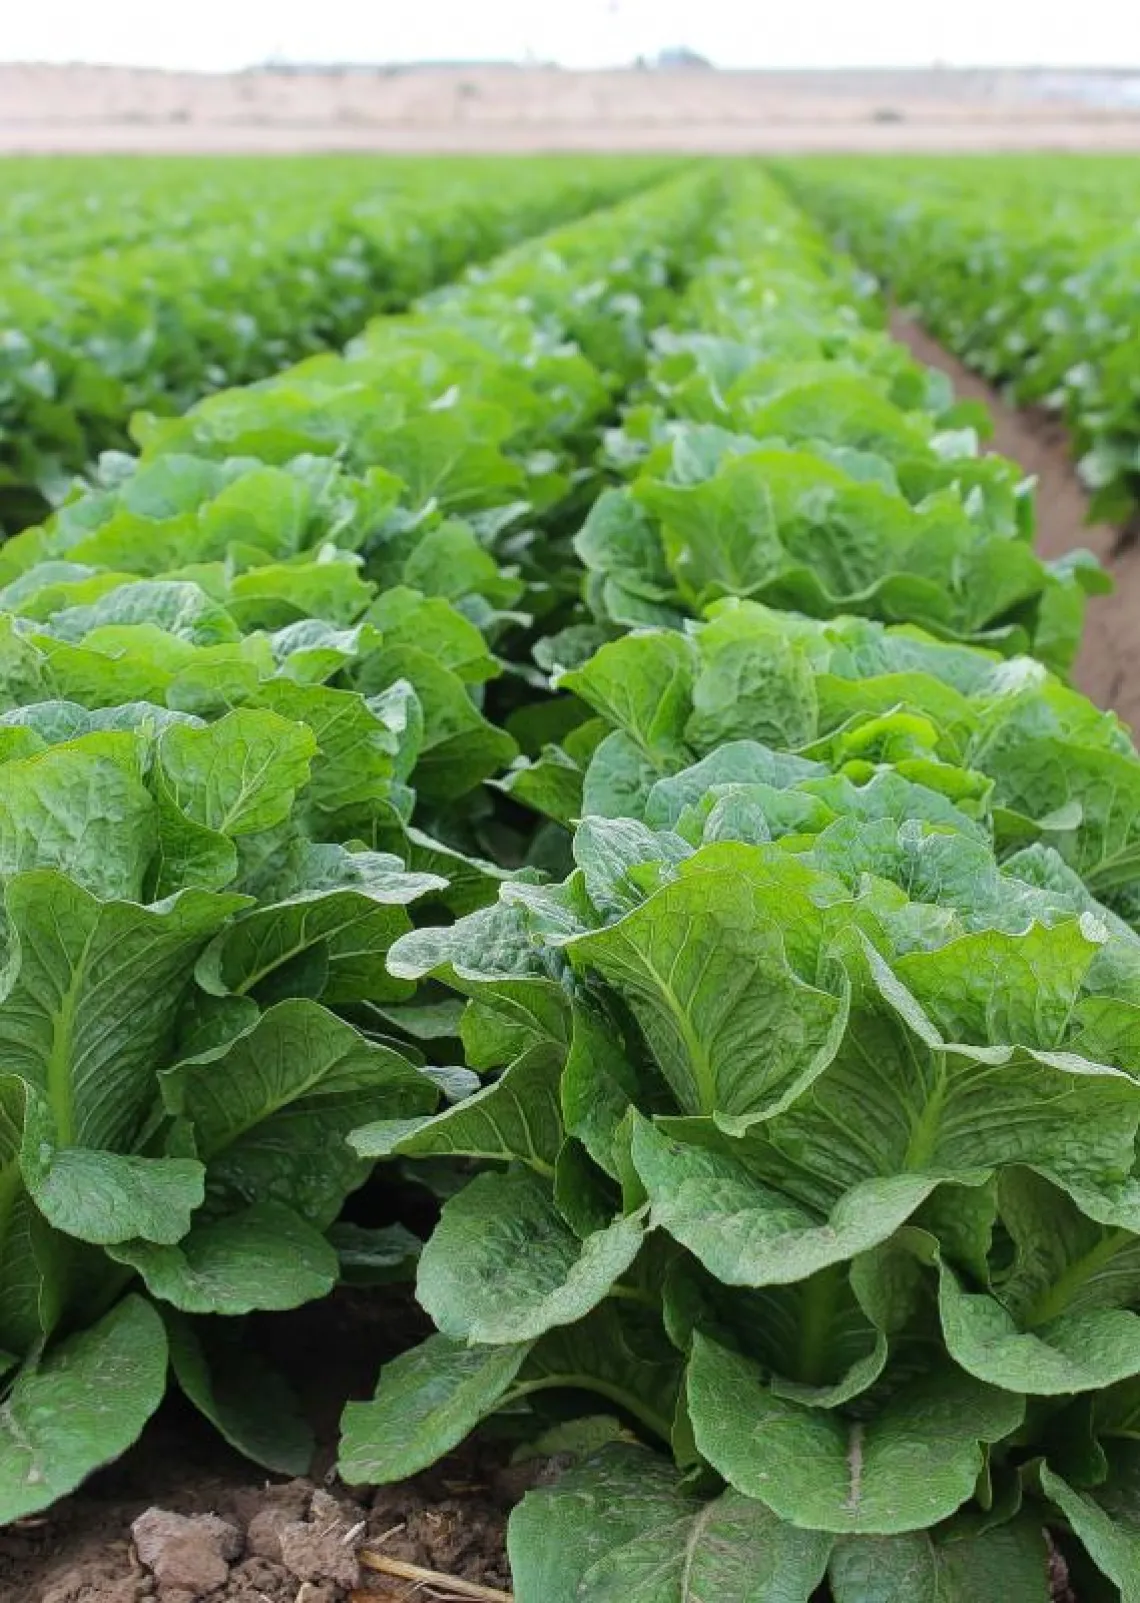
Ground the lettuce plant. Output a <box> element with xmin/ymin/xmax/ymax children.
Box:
<box><xmin>0</xmin><ymin>703</ymin><xmax>442</xmax><ymax>1514</ymax></box>
<box><xmin>0</xmin><ymin>167</ymin><xmax>726</xmax><ymax>1518</ymax></box>
<box><xmin>343</xmin><ymin>764</ymin><xmax>1140</xmax><ymax>1597</ymax></box>
<box><xmin>501</xmin><ymin>599</ymin><xmax>1140</xmax><ymax>924</ymax></box>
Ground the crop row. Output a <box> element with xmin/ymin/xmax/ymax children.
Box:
<box><xmin>0</xmin><ymin>161</ymin><xmax>726</xmax><ymax>1511</ymax></box>
<box><xmin>0</xmin><ymin>156</ymin><xmax>422</xmax><ymax>267</ymax></box>
<box><xmin>0</xmin><ymin>154</ymin><xmax>668</xmax><ymax>532</ymax></box>
<box><xmin>2</xmin><ymin>162</ymin><xmax>1140</xmax><ymax>1598</ymax></box>
<box><xmin>347</xmin><ymin>171</ymin><xmax>1140</xmax><ymax>1602</ymax></box>
<box><xmin>777</xmin><ymin>154</ymin><xmax>1140</xmax><ymax>525</ymax></box>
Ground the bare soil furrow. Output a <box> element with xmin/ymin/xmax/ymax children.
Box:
<box><xmin>890</xmin><ymin>310</ymin><xmax>1140</xmax><ymax>732</ymax></box>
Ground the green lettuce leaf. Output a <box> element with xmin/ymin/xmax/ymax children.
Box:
<box><xmin>687</xmin><ymin>1333</ymin><xmax>1023</xmax><ymax>1535</ymax></box>
<box><xmin>509</xmin><ymin>1442</ymin><xmax>833</xmax><ymax>1603</ymax></box>
<box><xmin>0</xmin><ymin>1296</ymin><xmax>167</xmax><ymax>1523</ymax></box>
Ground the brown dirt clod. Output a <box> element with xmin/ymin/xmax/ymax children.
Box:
<box><xmin>131</xmin><ymin>1510</ymin><xmax>241</xmax><ymax>1597</ymax></box>
<box><xmin>275</xmin><ymin>1491</ymin><xmax>360</xmax><ymax>1590</ymax></box>
<box><xmin>245</xmin><ymin>1483</ymin><xmax>316</xmax><ymax>1564</ymax></box>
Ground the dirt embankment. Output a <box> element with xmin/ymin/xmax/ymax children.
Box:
<box><xmin>891</xmin><ymin>312</ymin><xmax>1140</xmax><ymax>733</ymax></box>
<box><xmin>3</xmin><ymin>63</ymin><xmax>1140</xmax><ymax>153</ymax></box>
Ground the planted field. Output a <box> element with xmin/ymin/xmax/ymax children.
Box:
<box><xmin>778</xmin><ymin>154</ymin><xmax>1140</xmax><ymax>526</ymax></box>
<box><xmin>1</xmin><ymin>157</ymin><xmax>1139</xmax><ymax>1602</ymax></box>
<box><xmin>0</xmin><ymin>153</ymin><xmax>668</xmax><ymax>532</ymax></box>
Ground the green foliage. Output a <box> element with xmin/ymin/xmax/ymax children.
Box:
<box><xmin>0</xmin><ymin>154</ymin><xmax>669</xmax><ymax>530</ymax></box>
<box><xmin>0</xmin><ymin>161</ymin><xmax>722</xmax><ymax>1521</ymax></box>
<box><xmin>372</xmin><ymin>759</ymin><xmax>1140</xmax><ymax>1595</ymax></box>
<box><xmin>334</xmin><ymin>167</ymin><xmax>1140</xmax><ymax>1603</ymax></box>
<box><xmin>777</xmin><ymin>153</ymin><xmax>1140</xmax><ymax>523</ymax></box>
<box><xmin>6</xmin><ymin>147</ymin><xmax>1140</xmax><ymax>1601</ymax></box>
<box><xmin>583</xmin><ymin>181</ymin><xmax>1104</xmax><ymax>671</ymax></box>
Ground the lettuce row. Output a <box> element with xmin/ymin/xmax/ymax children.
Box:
<box><xmin>340</xmin><ymin>173</ymin><xmax>1140</xmax><ymax>1599</ymax></box>
<box><xmin>0</xmin><ymin>171</ymin><xmax>724</xmax><ymax>1516</ymax></box>
<box><xmin>0</xmin><ymin>154</ymin><xmax>668</xmax><ymax>531</ymax></box>
<box><xmin>776</xmin><ymin>154</ymin><xmax>1140</xmax><ymax>524</ymax></box>
<box><xmin>574</xmin><ymin>172</ymin><xmax>1105</xmax><ymax>672</ymax></box>
<box><xmin>502</xmin><ymin>175</ymin><xmax>1140</xmax><ymax>925</ymax></box>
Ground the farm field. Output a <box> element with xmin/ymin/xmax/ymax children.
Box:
<box><xmin>779</xmin><ymin>155</ymin><xmax>1140</xmax><ymax>526</ymax></box>
<box><xmin>0</xmin><ymin>153</ymin><xmax>668</xmax><ymax>532</ymax></box>
<box><xmin>4</xmin><ymin>154</ymin><xmax>1140</xmax><ymax>1603</ymax></box>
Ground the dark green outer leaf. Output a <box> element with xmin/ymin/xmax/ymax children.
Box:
<box><xmin>827</xmin><ymin>1520</ymin><xmax>1050</xmax><ymax>1602</ymax></box>
<box><xmin>687</xmin><ymin>1334</ymin><xmax>1024</xmax><ymax>1535</ymax></box>
<box><xmin>339</xmin><ymin>1334</ymin><xmax>531</xmax><ymax>1486</ymax></box>
<box><xmin>165</xmin><ymin>1310</ymin><xmax>314</xmax><ymax>1476</ymax></box>
<box><xmin>509</xmin><ymin>1441</ymin><xmax>833</xmax><ymax>1603</ymax></box>
<box><xmin>416</xmin><ymin>1166</ymin><xmax>644</xmax><ymax>1345</ymax></box>
<box><xmin>0</xmin><ymin>1295</ymin><xmax>167</xmax><ymax>1523</ymax></box>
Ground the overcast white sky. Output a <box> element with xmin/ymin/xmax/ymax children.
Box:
<box><xmin>3</xmin><ymin>0</ymin><xmax>1139</xmax><ymax>72</ymax></box>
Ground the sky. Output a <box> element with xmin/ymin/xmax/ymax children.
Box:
<box><xmin>3</xmin><ymin>0</ymin><xmax>1140</xmax><ymax>73</ymax></box>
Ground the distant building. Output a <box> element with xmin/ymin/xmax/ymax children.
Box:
<box><xmin>653</xmin><ymin>47</ymin><xmax>714</xmax><ymax>70</ymax></box>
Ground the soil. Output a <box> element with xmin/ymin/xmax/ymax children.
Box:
<box><xmin>0</xmin><ymin>1293</ymin><xmax>523</xmax><ymax>1603</ymax></box>
<box><xmin>0</xmin><ymin>1426</ymin><xmax>518</xmax><ymax>1603</ymax></box>
<box><xmin>3</xmin><ymin>63</ymin><xmax>1140</xmax><ymax>154</ymax></box>
<box><xmin>6</xmin><ymin>117</ymin><xmax>1140</xmax><ymax>155</ymax></box>
<box><xmin>890</xmin><ymin>311</ymin><xmax>1140</xmax><ymax>735</ymax></box>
